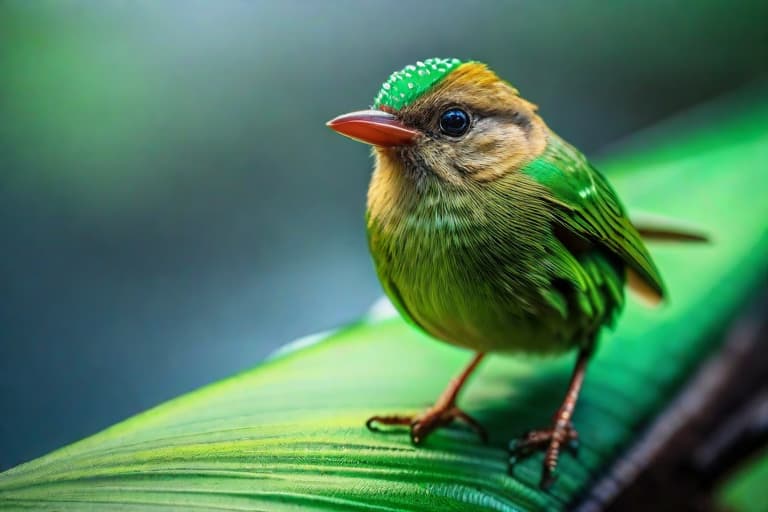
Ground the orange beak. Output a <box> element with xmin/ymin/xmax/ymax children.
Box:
<box><xmin>326</xmin><ymin>110</ymin><xmax>419</xmax><ymax>147</ymax></box>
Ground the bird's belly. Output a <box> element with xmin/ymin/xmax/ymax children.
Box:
<box><xmin>400</xmin><ymin>265</ymin><xmax>572</xmax><ymax>354</ymax></box>
<box><xmin>373</xmin><ymin>225</ymin><xmax>577</xmax><ymax>354</ymax></box>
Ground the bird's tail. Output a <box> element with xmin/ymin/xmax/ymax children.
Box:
<box><xmin>627</xmin><ymin>211</ymin><xmax>710</xmax><ymax>306</ymax></box>
<box><xmin>631</xmin><ymin>211</ymin><xmax>710</xmax><ymax>243</ymax></box>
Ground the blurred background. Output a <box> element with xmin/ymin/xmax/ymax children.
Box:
<box><xmin>1</xmin><ymin>0</ymin><xmax>767</xmax><ymax>471</ymax></box>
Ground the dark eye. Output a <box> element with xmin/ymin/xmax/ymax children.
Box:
<box><xmin>439</xmin><ymin>108</ymin><xmax>470</xmax><ymax>137</ymax></box>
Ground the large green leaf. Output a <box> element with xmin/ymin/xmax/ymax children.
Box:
<box><xmin>1</xmin><ymin>91</ymin><xmax>767</xmax><ymax>511</ymax></box>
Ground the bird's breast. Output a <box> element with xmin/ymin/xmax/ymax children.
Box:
<box><xmin>366</xmin><ymin>168</ymin><xmax>575</xmax><ymax>353</ymax></box>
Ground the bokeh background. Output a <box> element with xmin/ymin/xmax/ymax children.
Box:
<box><xmin>1</xmin><ymin>0</ymin><xmax>767</xmax><ymax>470</ymax></box>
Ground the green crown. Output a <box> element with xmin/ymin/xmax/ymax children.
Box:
<box><xmin>373</xmin><ymin>58</ymin><xmax>463</xmax><ymax>110</ymax></box>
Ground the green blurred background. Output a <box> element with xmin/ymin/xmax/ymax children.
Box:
<box><xmin>1</xmin><ymin>0</ymin><xmax>767</xmax><ymax>470</ymax></box>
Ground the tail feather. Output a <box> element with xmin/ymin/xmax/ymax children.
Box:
<box><xmin>636</xmin><ymin>226</ymin><xmax>709</xmax><ymax>242</ymax></box>
<box><xmin>627</xmin><ymin>211</ymin><xmax>710</xmax><ymax>306</ymax></box>
<box><xmin>631</xmin><ymin>211</ymin><xmax>710</xmax><ymax>243</ymax></box>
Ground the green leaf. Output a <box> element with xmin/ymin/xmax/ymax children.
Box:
<box><xmin>2</xmin><ymin>90</ymin><xmax>768</xmax><ymax>511</ymax></box>
<box><xmin>719</xmin><ymin>448</ymin><xmax>768</xmax><ymax>512</ymax></box>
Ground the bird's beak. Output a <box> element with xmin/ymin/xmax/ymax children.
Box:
<box><xmin>326</xmin><ymin>109</ymin><xmax>419</xmax><ymax>147</ymax></box>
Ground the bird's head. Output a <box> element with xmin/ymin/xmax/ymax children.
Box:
<box><xmin>327</xmin><ymin>58</ymin><xmax>548</xmax><ymax>185</ymax></box>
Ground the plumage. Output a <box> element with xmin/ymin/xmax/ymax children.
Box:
<box><xmin>366</xmin><ymin>61</ymin><xmax>652</xmax><ymax>352</ymax></box>
<box><xmin>327</xmin><ymin>58</ymin><xmax>705</xmax><ymax>488</ymax></box>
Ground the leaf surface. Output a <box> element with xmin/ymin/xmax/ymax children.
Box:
<box><xmin>2</xmin><ymin>91</ymin><xmax>768</xmax><ymax>512</ymax></box>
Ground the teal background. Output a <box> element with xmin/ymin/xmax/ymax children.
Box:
<box><xmin>1</xmin><ymin>0</ymin><xmax>767</xmax><ymax>470</ymax></box>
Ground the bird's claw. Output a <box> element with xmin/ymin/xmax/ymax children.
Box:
<box><xmin>366</xmin><ymin>405</ymin><xmax>487</xmax><ymax>445</ymax></box>
<box><xmin>507</xmin><ymin>422</ymin><xmax>579</xmax><ymax>490</ymax></box>
<box><xmin>539</xmin><ymin>467</ymin><xmax>558</xmax><ymax>491</ymax></box>
<box><xmin>365</xmin><ymin>414</ymin><xmax>411</xmax><ymax>433</ymax></box>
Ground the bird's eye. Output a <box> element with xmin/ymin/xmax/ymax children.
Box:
<box><xmin>439</xmin><ymin>108</ymin><xmax>470</xmax><ymax>137</ymax></box>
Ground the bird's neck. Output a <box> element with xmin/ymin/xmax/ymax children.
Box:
<box><xmin>367</xmin><ymin>149</ymin><xmax>461</xmax><ymax>234</ymax></box>
<box><xmin>367</xmin><ymin>132</ymin><xmax>553</xmax><ymax>234</ymax></box>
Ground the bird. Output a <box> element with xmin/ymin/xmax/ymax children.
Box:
<box><xmin>326</xmin><ymin>57</ymin><xmax>706</xmax><ymax>489</ymax></box>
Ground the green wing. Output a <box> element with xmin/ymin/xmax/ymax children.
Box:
<box><xmin>523</xmin><ymin>133</ymin><xmax>666</xmax><ymax>300</ymax></box>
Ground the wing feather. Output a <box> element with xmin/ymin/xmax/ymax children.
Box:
<box><xmin>524</xmin><ymin>134</ymin><xmax>666</xmax><ymax>301</ymax></box>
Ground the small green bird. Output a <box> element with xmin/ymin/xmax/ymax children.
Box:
<box><xmin>327</xmin><ymin>58</ymin><xmax>705</xmax><ymax>489</ymax></box>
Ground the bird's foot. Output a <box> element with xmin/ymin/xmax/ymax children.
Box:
<box><xmin>508</xmin><ymin>422</ymin><xmax>579</xmax><ymax>490</ymax></box>
<box><xmin>366</xmin><ymin>403</ymin><xmax>487</xmax><ymax>445</ymax></box>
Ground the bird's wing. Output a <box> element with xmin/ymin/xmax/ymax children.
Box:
<box><xmin>523</xmin><ymin>134</ymin><xmax>666</xmax><ymax>302</ymax></box>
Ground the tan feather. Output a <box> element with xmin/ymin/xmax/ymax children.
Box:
<box><xmin>627</xmin><ymin>267</ymin><xmax>664</xmax><ymax>306</ymax></box>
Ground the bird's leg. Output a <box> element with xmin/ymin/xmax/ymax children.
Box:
<box><xmin>508</xmin><ymin>347</ymin><xmax>592</xmax><ymax>490</ymax></box>
<box><xmin>366</xmin><ymin>352</ymin><xmax>487</xmax><ymax>445</ymax></box>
